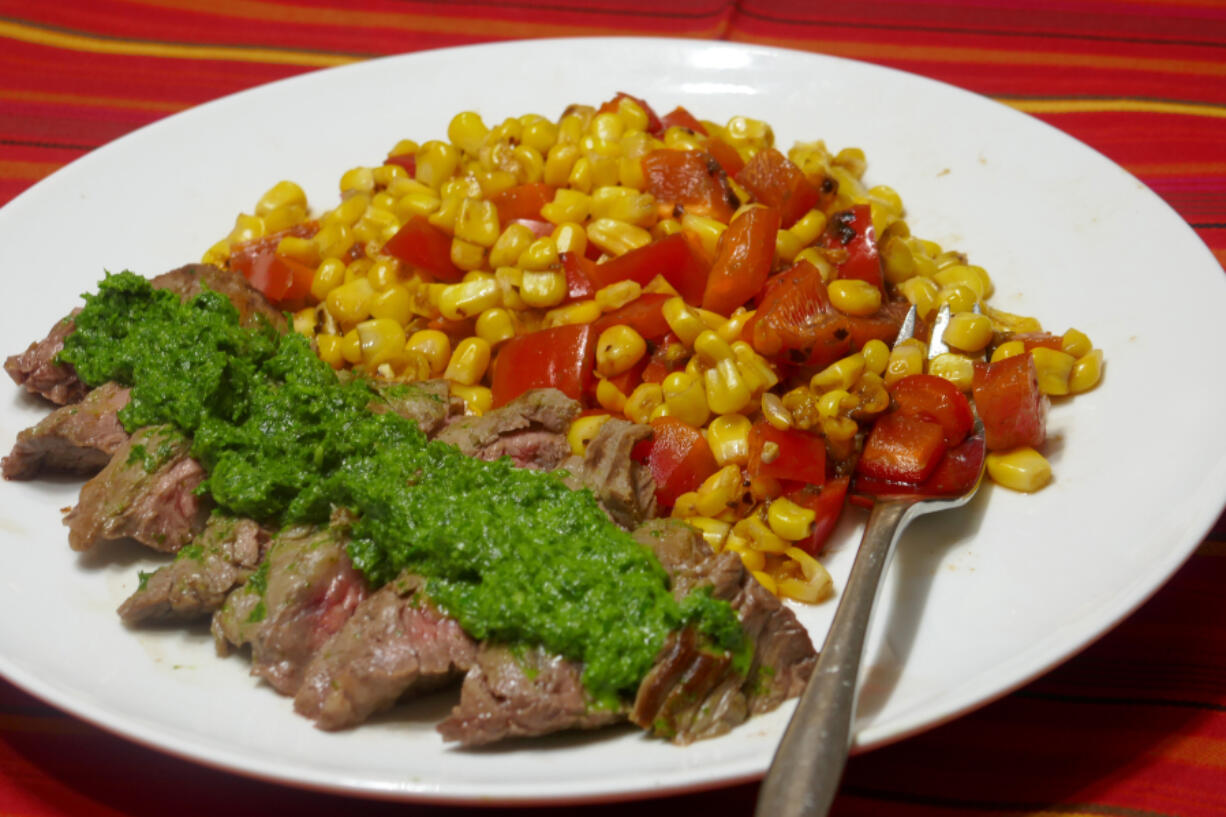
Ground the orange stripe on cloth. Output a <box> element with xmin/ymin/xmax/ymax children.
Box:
<box><xmin>0</xmin><ymin>159</ymin><xmax>63</xmax><ymax>181</ymax></box>
<box><xmin>1001</xmin><ymin>98</ymin><xmax>1226</xmax><ymax>120</ymax></box>
<box><xmin>0</xmin><ymin>88</ymin><xmax>187</xmax><ymax>114</ymax></box>
<box><xmin>0</xmin><ymin>19</ymin><xmax>358</xmax><ymax>67</ymax></box>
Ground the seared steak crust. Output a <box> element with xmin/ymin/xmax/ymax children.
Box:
<box><xmin>367</xmin><ymin>378</ymin><xmax>452</xmax><ymax>437</ymax></box>
<box><xmin>4</xmin><ymin>309</ymin><xmax>86</xmax><ymax>406</ymax></box>
<box><xmin>558</xmin><ymin>418</ymin><xmax>656</xmax><ymax>530</ymax></box>
<box><xmin>3</xmin><ymin>381</ymin><xmax>130</xmax><ymax>480</ymax></box>
<box><xmin>435</xmin><ymin>388</ymin><xmax>579</xmax><ymax>470</ymax></box>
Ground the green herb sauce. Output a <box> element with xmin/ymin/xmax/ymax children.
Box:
<box><xmin>59</xmin><ymin>271</ymin><xmax>748</xmax><ymax>702</ymax></box>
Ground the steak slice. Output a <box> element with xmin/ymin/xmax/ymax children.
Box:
<box><xmin>211</xmin><ymin>518</ymin><xmax>368</xmax><ymax>696</ymax></box>
<box><xmin>149</xmin><ymin>263</ymin><xmax>287</xmax><ymax>332</ymax></box>
<box><xmin>435</xmin><ymin>388</ymin><xmax>579</xmax><ymax>470</ymax></box>
<box><xmin>367</xmin><ymin>378</ymin><xmax>452</xmax><ymax>437</ymax></box>
<box><xmin>558</xmin><ymin>418</ymin><xmax>656</xmax><ymax>530</ymax></box>
<box><xmin>437</xmin><ymin>644</ymin><xmax>625</xmax><ymax>747</ymax></box>
<box><xmin>629</xmin><ymin>519</ymin><xmax>817</xmax><ymax>743</ymax></box>
<box><xmin>64</xmin><ymin>424</ymin><xmax>210</xmax><ymax>553</ymax></box>
<box><xmin>117</xmin><ymin>514</ymin><xmax>270</xmax><ymax>623</ymax></box>
<box><xmin>4</xmin><ymin>309</ymin><xmax>86</xmax><ymax>406</ymax></box>
<box><xmin>294</xmin><ymin>574</ymin><xmax>476</xmax><ymax>730</ymax></box>
<box><xmin>2</xmin><ymin>381</ymin><xmax>130</xmax><ymax>480</ymax></box>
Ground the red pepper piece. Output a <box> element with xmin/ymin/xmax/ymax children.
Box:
<box><xmin>593</xmin><ymin>293</ymin><xmax>672</xmax><ymax>341</ymax></box>
<box><xmin>490</xmin><ymin>183</ymin><xmax>555</xmax><ymax>223</ymax></box>
<box><xmin>560</xmin><ymin>251</ymin><xmax>597</xmax><ymax>302</ymax></box>
<box><xmin>786</xmin><ymin>477</ymin><xmax>849</xmax><ymax>555</ymax></box>
<box><xmin>972</xmin><ymin>352</ymin><xmax>1048</xmax><ymax>451</ymax></box>
<box><xmin>747</xmin><ymin>421</ymin><xmax>828</xmax><ymax>486</ymax></box>
<box><xmin>824</xmin><ymin>204</ymin><xmax>883</xmax><ymax>291</ymax></box>
<box><xmin>734</xmin><ymin>147</ymin><xmax>821</xmax><ymax>228</ymax></box>
<box><xmin>658</xmin><ymin>105</ymin><xmax>708</xmax><ymax>135</ymax></box>
<box><xmin>856</xmin><ymin>413</ymin><xmax>949</xmax><ymax>485</ymax></box>
<box><xmin>587</xmin><ymin>233</ymin><xmax>709</xmax><ymax>304</ymax></box>
<box><xmin>383</xmin><ymin>215</ymin><xmax>462</xmax><ymax>282</ymax></box>
<box><xmin>383</xmin><ymin>154</ymin><xmax>416</xmax><ymax>175</ymax></box>
<box><xmin>705</xmin><ymin>138</ymin><xmax>745</xmax><ymax>178</ymax></box>
<box><xmin>598</xmin><ymin>92</ymin><xmax>663</xmax><ymax>135</ymax></box>
<box><xmin>631</xmin><ymin>417</ymin><xmax>719</xmax><ymax>508</ymax></box>
<box><xmin>490</xmin><ymin>323</ymin><xmax>595</xmax><ymax>408</ymax></box>
<box><xmin>641</xmin><ymin>149</ymin><xmax>736</xmax><ymax>223</ymax></box>
<box><xmin>890</xmin><ymin>374</ymin><xmax>974</xmax><ymax>448</ymax></box>
<box><xmin>1009</xmin><ymin>332</ymin><xmax>1065</xmax><ymax>351</ymax></box>
<box><xmin>702</xmin><ymin>206</ymin><xmax>781</xmax><ymax>316</ymax></box>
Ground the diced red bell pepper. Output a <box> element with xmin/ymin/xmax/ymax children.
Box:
<box><xmin>889</xmin><ymin>374</ymin><xmax>974</xmax><ymax>448</ymax></box>
<box><xmin>824</xmin><ymin>204</ymin><xmax>883</xmax><ymax>291</ymax></box>
<box><xmin>972</xmin><ymin>352</ymin><xmax>1048</xmax><ymax>451</ymax></box>
<box><xmin>641</xmin><ymin>149</ymin><xmax>736</xmax><ymax>223</ymax></box>
<box><xmin>785</xmin><ymin>477</ymin><xmax>849</xmax><ymax>555</ymax></box>
<box><xmin>229</xmin><ymin>222</ymin><xmax>319</xmax><ymax>304</ymax></box>
<box><xmin>1009</xmin><ymin>332</ymin><xmax>1065</xmax><ymax>351</ymax></box>
<box><xmin>508</xmin><ymin>218</ymin><xmax>554</xmax><ymax>238</ymax></box>
<box><xmin>598</xmin><ymin>92</ymin><xmax>663</xmax><ymax>135</ymax></box>
<box><xmin>631</xmin><ymin>416</ymin><xmax>719</xmax><ymax>508</ymax></box>
<box><xmin>747</xmin><ymin>422</ymin><xmax>828</xmax><ymax>486</ymax></box>
<box><xmin>734</xmin><ymin>147</ymin><xmax>821</xmax><ymax>228</ymax></box>
<box><xmin>702</xmin><ymin>206</ymin><xmax>781</xmax><ymax>316</ymax></box>
<box><xmin>384</xmin><ymin>153</ymin><xmax>416</xmax><ymax>175</ymax></box>
<box><xmin>587</xmin><ymin>232</ymin><xmax>710</xmax><ymax>304</ymax></box>
<box><xmin>593</xmin><ymin>293</ymin><xmax>672</xmax><ymax>341</ymax></box>
<box><xmin>490</xmin><ymin>323</ymin><xmax>595</xmax><ymax>408</ymax></box>
<box><xmin>853</xmin><ymin>428</ymin><xmax>985</xmax><ymax>499</ymax></box>
<box><xmin>640</xmin><ymin>333</ymin><xmax>688</xmax><ymax>384</ymax></box>
<box><xmin>560</xmin><ymin>251</ymin><xmax>597</xmax><ymax>302</ymax></box>
<box><xmin>601</xmin><ymin>355</ymin><xmax>648</xmax><ymax>399</ymax></box>
<box><xmin>658</xmin><ymin>105</ymin><xmax>708</xmax><ymax>135</ymax></box>
<box><xmin>705</xmin><ymin>138</ymin><xmax>745</xmax><ymax>178</ymax></box>
<box><xmin>856</xmin><ymin>412</ymin><xmax>949</xmax><ymax>485</ymax></box>
<box><xmin>382</xmin><ymin>215</ymin><xmax>462</xmax><ymax>282</ymax></box>
<box><xmin>490</xmin><ymin>183</ymin><xmax>554</xmax><ymax>223</ymax></box>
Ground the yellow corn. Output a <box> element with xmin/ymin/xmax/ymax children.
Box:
<box><xmin>734</xmin><ymin>515</ymin><xmax>790</xmax><ymax>554</ymax></box>
<box><xmin>339</xmin><ymin>166</ymin><xmax>375</xmax><ymax>196</ymax></box>
<box><xmin>671</xmin><ymin>491</ymin><xmax>702</xmax><ymax>519</ymax></box>
<box><xmin>311</xmin><ymin>257</ymin><xmax>347</xmax><ymax>302</ymax></box>
<box><xmin>662</xmin><ymin>297</ymin><xmax>705</xmax><ymax>346</ymax></box>
<box><xmin>695</xmin><ymin>465</ymin><xmax>743</xmax><ymax>518</ymax></box>
<box><xmin>552</xmin><ymin>221</ymin><xmax>588</xmax><ymax>256</ymax></box>
<box><xmin>541</xmin><ymin>188</ymin><xmax>592</xmax><ymax>225</ymax></box>
<box><xmin>775</xmin><ymin>230</ymin><xmax>805</xmax><ymax>264</ymax></box>
<box><xmin>817</xmin><ymin>389</ymin><xmax>857</xmax><ymax>419</ymax></box>
<box><xmin>861</xmin><ymin>339</ymin><xmax>890</xmax><ymax>376</ymax></box>
<box><xmin>898</xmin><ymin>275</ymin><xmax>939</xmax><ymax>319</ymax></box>
<box><xmin>396</xmin><ymin>190</ymin><xmax>441</xmax><ymax>219</ymax></box>
<box><xmin>595</xmin><ymin>378</ymin><xmax>628</xmax><ymax>413</ymax></box>
<box><xmin>686</xmin><ymin>517</ymin><xmax>731</xmax><ymax>552</ymax></box>
<box><xmin>255</xmin><ymin>180</ymin><xmax>307</xmax><ymax>216</ymax></box>
<box><xmin>777</xmin><ymin>551</ymin><xmax>833</xmax><ymax>603</ymax></box>
<box><xmin>415</xmin><ymin>140</ymin><xmax>460</xmax><ymax>189</ymax></box>
<box><xmin>489</xmin><ymin>223</ymin><xmax>536</xmax><ymax>269</ymax></box>
<box><xmin>316</xmin><ymin>334</ymin><xmax>344</xmax><ymax>369</ymax></box>
<box><xmin>596</xmin><ymin>325</ymin><xmax>647</xmax><ymax>378</ymax></box>
<box><xmin>706</xmin><ymin>413</ymin><xmax>752</xmax><ymax>467</ymax></box>
<box><xmin>406</xmin><ymin>329</ymin><xmax>451</xmax><ymax>377</ymax></box>
<box><xmin>934</xmin><ymin>264</ymin><xmax>992</xmax><ymax>299</ymax></box>
<box><xmin>520</xmin><ymin>270</ymin><xmax>567</xmax><ymax>308</ymax></box>
<box><xmin>662</xmin><ymin>371</ymin><xmax>711</xmax><ymax>428</ymax></box>
<box><xmin>587</xmin><ymin>218</ymin><xmax>651</xmax><ymax>256</ymax></box>
<box><xmin>449</xmin><ymin>237</ymin><xmax>485</xmax><ymax>271</ymax></box>
<box><xmin>355</xmin><ymin>318</ymin><xmax>407</xmax><ymax>369</ymax></box>
<box><xmin>761</xmin><ymin>392</ymin><xmax>793</xmax><ymax>430</ymax></box>
<box><xmin>595</xmin><ymin>280</ymin><xmax>642</xmax><ymax>312</ymax></box>
<box><xmin>454</xmin><ymin>198</ymin><xmax>501</xmax><ymax>248</ymax></box>
<box><xmin>732</xmin><ymin>342</ymin><xmax>779</xmax><ymax>394</ymax></box>
<box><xmin>680</xmin><ymin>213</ymin><xmax>727</xmax><ymax>258</ymax></box>
<box><xmin>828</xmin><ymin>279</ymin><xmax>882</xmax><ymax>316</ymax></box>
<box><xmin>624</xmin><ymin>382</ymin><xmax>664</xmax><ymax>425</ymax></box>
<box><xmin>810</xmin><ymin>353</ymin><xmax>865</xmax><ymax>392</ymax></box>
<box><xmin>567</xmin><ymin>413</ymin><xmax>613</xmax><ymax>456</ymax></box>
<box><xmin>767</xmin><ymin>497</ymin><xmax>817</xmax><ymax>541</ymax></box>
<box><xmin>522</xmin><ymin>118</ymin><xmax>559</xmax><ymax>154</ymax></box>
<box><xmin>438</xmin><ymin>277</ymin><xmax>500</xmax><ymax>321</ymax></box>
<box><xmin>694</xmin><ymin>330</ymin><xmax>736</xmax><ymax>366</ymax></box>
<box><xmin>986</xmin><ymin>447</ymin><xmax>1052</xmax><ymax>492</ymax></box>
<box><xmin>937</xmin><ymin>283</ymin><xmax>979</xmax><ymax>314</ymax></box>
<box><xmin>717</xmin><ymin>308</ymin><xmax>754</xmax><ymax>344</ymax></box>
<box><xmin>314</xmin><ymin>222</ymin><xmax>355</xmax><ymax>261</ymax></box>
<box><xmin>369</xmin><ymin>285</ymin><xmax>414</xmax><ymax>326</ymax></box>
<box><xmin>1062</xmin><ymin>328</ymin><xmax>1093</xmax><ymax>358</ymax></box>
<box><xmin>704</xmin><ymin>359</ymin><xmax>752</xmax><ymax>415</ymax></box>
<box><xmin>928</xmin><ymin>352</ymin><xmax>976</xmax><ymax>391</ymax></box>
<box><xmin>518</xmin><ymin>237</ymin><xmax>560</xmax><ymax>272</ymax></box>
<box><xmin>726</xmin><ymin>539</ymin><xmax>766</xmax><ymax>572</ymax></box>
<box><xmin>1069</xmin><ymin>348</ymin><xmax>1103</xmax><ymax>394</ymax></box>
<box><xmin>328</xmin><ymin>192</ymin><xmax>369</xmax><ymax>228</ymax></box>
<box><xmin>942</xmin><ymin>312</ymin><xmax>994</xmax><ymax>353</ymax></box>
<box><xmin>881</xmin><ymin>236</ymin><xmax>917</xmax><ymax>284</ymax></box>
<box><xmin>340</xmin><ymin>329</ymin><xmax>362</xmax><ymax>365</ymax></box>
<box><xmin>444</xmin><ymin>337</ymin><xmax>491</xmax><ymax>385</ymax></box>
<box><xmin>475</xmin><ymin>307</ymin><xmax>516</xmax><ymax>347</ymax></box>
<box><xmin>1032</xmin><ymin>347</ymin><xmax>1076</xmax><ymax>395</ymax></box>
<box><xmin>544</xmin><ymin>144</ymin><xmax>581</xmax><ymax>187</ymax></box>
<box><xmin>365</xmin><ymin>257</ymin><xmax>400</xmax><ymax>291</ymax></box>
<box><xmin>991</xmin><ymin>340</ymin><xmax>1026</xmax><ymax>363</ymax></box>
<box><xmin>451</xmin><ymin>383</ymin><xmax>493</xmax><ymax>416</ymax></box>
<box><xmin>590</xmin><ymin>186</ymin><xmax>656</xmax><ymax>227</ymax></box>
<box><xmin>543</xmin><ymin>299</ymin><xmax>602</xmax><ymax>328</ymax></box>
<box><xmin>326</xmin><ymin>277</ymin><xmax>375</xmax><ymax>326</ymax></box>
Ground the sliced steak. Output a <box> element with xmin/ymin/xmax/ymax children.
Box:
<box><xmin>64</xmin><ymin>425</ymin><xmax>210</xmax><ymax>553</ymax></box>
<box><xmin>558</xmin><ymin>418</ymin><xmax>656</xmax><ymax>530</ymax></box>
<box><xmin>212</xmin><ymin>519</ymin><xmax>368</xmax><ymax>696</ymax></box>
<box><xmin>367</xmin><ymin>378</ymin><xmax>451</xmax><ymax>437</ymax></box>
<box><xmin>435</xmin><ymin>388</ymin><xmax>579</xmax><ymax>470</ymax></box>
<box><xmin>117</xmin><ymin>514</ymin><xmax>270</xmax><ymax>623</ymax></box>
<box><xmin>149</xmin><ymin>263</ymin><xmax>287</xmax><ymax>332</ymax></box>
<box><xmin>294</xmin><ymin>574</ymin><xmax>476</xmax><ymax>730</ymax></box>
<box><xmin>629</xmin><ymin>519</ymin><xmax>817</xmax><ymax>744</ymax></box>
<box><xmin>3</xmin><ymin>381</ymin><xmax>130</xmax><ymax>480</ymax></box>
<box><xmin>437</xmin><ymin>644</ymin><xmax>625</xmax><ymax>747</ymax></box>
<box><xmin>4</xmin><ymin>309</ymin><xmax>86</xmax><ymax>405</ymax></box>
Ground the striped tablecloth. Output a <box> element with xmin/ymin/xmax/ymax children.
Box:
<box><xmin>1</xmin><ymin>2</ymin><xmax>1223</xmax><ymax>815</ymax></box>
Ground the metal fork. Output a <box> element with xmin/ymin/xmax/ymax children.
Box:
<box><xmin>755</xmin><ymin>304</ymin><xmax>987</xmax><ymax>817</ymax></box>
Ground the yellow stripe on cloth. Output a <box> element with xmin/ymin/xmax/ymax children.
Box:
<box><xmin>0</xmin><ymin>88</ymin><xmax>189</xmax><ymax>114</ymax></box>
<box><xmin>0</xmin><ymin>19</ymin><xmax>358</xmax><ymax>67</ymax></box>
<box><xmin>1001</xmin><ymin>98</ymin><xmax>1226</xmax><ymax>120</ymax></box>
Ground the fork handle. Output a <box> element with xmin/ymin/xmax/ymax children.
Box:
<box><xmin>755</xmin><ymin>499</ymin><xmax>913</xmax><ymax>817</ymax></box>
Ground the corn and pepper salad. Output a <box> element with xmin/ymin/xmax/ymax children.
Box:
<box><xmin>202</xmin><ymin>93</ymin><xmax>1104</xmax><ymax>606</ymax></box>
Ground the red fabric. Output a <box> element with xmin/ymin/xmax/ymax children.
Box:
<box><xmin>0</xmin><ymin>1</ymin><xmax>1224</xmax><ymax>814</ymax></box>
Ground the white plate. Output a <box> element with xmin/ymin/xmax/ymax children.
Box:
<box><xmin>1</xmin><ymin>37</ymin><xmax>1224</xmax><ymax>805</ymax></box>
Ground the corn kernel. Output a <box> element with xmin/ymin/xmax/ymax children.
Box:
<box><xmin>898</xmin><ymin>275</ymin><xmax>939</xmax><ymax>319</ymax></box>
<box><xmin>355</xmin><ymin>318</ymin><xmax>407</xmax><ymax>368</ymax></box>
<box><xmin>544</xmin><ymin>144</ymin><xmax>580</xmax><ymax>187</ymax></box>
<box><xmin>881</xmin><ymin>236</ymin><xmax>917</xmax><ymax>284</ymax></box>
<box><xmin>595</xmin><ymin>378</ymin><xmax>628</xmax><ymax>413</ymax></box>
<box><xmin>475</xmin><ymin>307</ymin><xmax>516</xmax><ymax>347</ymax></box>
<box><xmin>454</xmin><ymin>198</ymin><xmax>501</xmax><ymax>248</ymax></box>
<box><xmin>828</xmin><ymin>279</ymin><xmax>882</xmax><ymax>316</ymax></box>
<box><xmin>861</xmin><ymin>339</ymin><xmax>890</xmax><ymax>375</ymax></box>
<box><xmin>934</xmin><ymin>264</ymin><xmax>992</xmax><ymax>299</ymax></box>
<box><xmin>255</xmin><ymin>180</ymin><xmax>307</xmax><ymax>217</ymax></box>
<box><xmin>991</xmin><ymin>340</ymin><xmax>1026</xmax><ymax>363</ymax></box>
<box><xmin>489</xmin><ymin>223</ymin><xmax>535</xmax><ymax>269</ymax></box>
<box><xmin>326</xmin><ymin>277</ymin><xmax>375</xmax><ymax>326</ymax></box>
<box><xmin>695</xmin><ymin>465</ymin><xmax>743</xmax><ymax>517</ymax></box>
<box><xmin>447</xmin><ymin>111</ymin><xmax>489</xmax><ymax>155</ymax></box>
<box><xmin>587</xmin><ymin>218</ymin><xmax>651</xmax><ymax>256</ymax></box>
<box><xmin>680</xmin><ymin>213</ymin><xmax>727</xmax><ymax>258</ymax></box>
<box><xmin>1032</xmin><ymin>347</ymin><xmax>1076</xmax><ymax>396</ymax></box>
<box><xmin>444</xmin><ymin>337</ymin><xmax>491</xmax><ymax>385</ymax></box>
<box><xmin>450</xmin><ymin>237</ymin><xmax>485</xmax><ymax>271</ymax></box>
<box><xmin>340</xmin><ymin>329</ymin><xmax>362</xmax><ymax>365</ymax></box>
<box><xmin>1069</xmin><ymin>348</ymin><xmax>1103</xmax><ymax>394</ymax></box>
<box><xmin>624</xmin><ymin>382</ymin><xmax>664</xmax><ymax>425</ymax></box>
<box><xmin>1062</xmin><ymin>328</ymin><xmax>1093</xmax><ymax>358</ymax></box>
<box><xmin>567</xmin><ymin>413</ymin><xmax>613</xmax><ymax>456</ymax></box>
<box><xmin>314</xmin><ymin>222</ymin><xmax>355</xmax><ymax>260</ymax></box>
<box><xmin>942</xmin><ymin>312</ymin><xmax>994</xmax><ymax>353</ymax></box>
<box><xmin>671</xmin><ymin>491</ymin><xmax>702</xmax><ymax>519</ymax></box>
<box><xmin>438</xmin><ymin>277</ymin><xmax>501</xmax><ymax>321</ymax></box>
<box><xmin>541</xmin><ymin>188</ymin><xmax>592</xmax><ymax>225</ymax></box>
<box><xmin>928</xmin><ymin>352</ymin><xmax>976</xmax><ymax>391</ymax></box>
<box><xmin>595</xmin><ymin>280</ymin><xmax>642</xmax><ymax>313</ymax></box>
<box><xmin>734</xmin><ymin>515</ymin><xmax>790</xmax><ymax>554</ymax></box>
<box><xmin>810</xmin><ymin>353</ymin><xmax>865</xmax><ymax>392</ymax></box>
<box><xmin>415</xmin><ymin>140</ymin><xmax>460</xmax><ymax>189</ymax></box>
<box><xmin>520</xmin><ymin>269</ymin><xmax>567</xmax><ymax>308</ymax></box>
<box><xmin>451</xmin><ymin>383</ymin><xmax>493</xmax><ymax>416</ymax></box>
<box><xmin>543</xmin><ymin>299</ymin><xmax>602</xmax><ymax>327</ymax></box>
<box><xmin>767</xmin><ymin>497</ymin><xmax>817</xmax><ymax>542</ymax></box>
<box><xmin>369</xmin><ymin>285</ymin><xmax>414</xmax><ymax>326</ymax></box>
<box><xmin>706</xmin><ymin>413</ymin><xmax>752</xmax><ymax>467</ymax></box>
<box><xmin>694</xmin><ymin>330</ymin><xmax>736</xmax><ymax>366</ymax></box>
<box><xmin>316</xmin><ymin>333</ymin><xmax>344</xmax><ymax>369</ymax></box>
<box><xmin>686</xmin><ymin>517</ymin><xmax>731</xmax><ymax>552</ymax></box>
<box><xmin>590</xmin><ymin>186</ymin><xmax>656</xmax><ymax>227</ymax></box>
<box><xmin>551</xmin><ymin>221</ymin><xmax>588</xmax><ymax>256</ymax></box>
<box><xmin>406</xmin><ymin>329</ymin><xmax>451</xmax><ymax>377</ymax></box>
<box><xmin>936</xmin><ymin>283</ymin><xmax>979</xmax><ymax>314</ymax></box>
<box><xmin>662</xmin><ymin>297</ymin><xmax>705</xmax><ymax>346</ymax></box>
<box><xmin>518</xmin><ymin>237</ymin><xmax>559</xmax><ymax>271</ymax></box>
<box><xmin>761</xmin><ymin>393</ymin><xmax>793</xmax><ymax>430</ymax></box>
<box><xmin>311</xmin><ymin>257</ymin><xmax>347</xmax><ymax>302</ymax></box>
<box><xmin>986</xmin><ymin>447</ymin><xmax>1052</xmax><ymax>492</ymax></box>
<box><xmin>596</xmin><ymin>325</ymin><xmax>648</xmax><ymax>378</ymax></box>
<box><xmin>662</xmin><ymin>371</ymin><xmax>711</xmax><ymax>428</ymax></box>
<box><xmin>704</xmin><ymin>359</ymin><xmax>752</xmax><ymax>415</ymax></box>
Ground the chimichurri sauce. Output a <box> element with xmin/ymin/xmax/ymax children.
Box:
<box><xmin>59</xmin><ymin>271</ymin><xmax>747</xmax><ymax>702</ymax></box>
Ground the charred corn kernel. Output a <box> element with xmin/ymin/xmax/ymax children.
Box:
<box><xmin>761</xmin><ymin>393</ymin><xmax>793</xmax><ymax>430</ymax></box>
<box><xmin>1069</xmin><ymin>348</ymin><xmax>1103</xmax><ymax>393</ymax></box>
<box><xmin>882</xmin><ymin>236</ymin><xmax>917</xmax><ymax>284</ymax></box>
<box><xmin>518</xmin><ymin>237</ymin><xmax>559</xmax><ymax>271</ymax></box>
<box><xmin>311</xmin><ymin>258</ymin><xmax>347</xmax><ymax>301</ymax></box>
<box><xmin>544</xmin><ymin>144</ymin><xmax>581</xmax><ymax>187</ymax></box>
<box><xmin>520</xmin><ymin>269</ymin><xmax>567</xmax><ymax>308</ymax></box>
<box><xmin>861</xmin><ymin>339</ymin><xmax>890</xmax><ymax>376</ymax></box>
<box><xmin>943</xmin><ymin>312</ymin><xmax>993</xmax><ymax>352</ymax></box>
<box><xmin>255</xmin><ymin>180</ymin><xmax>307</xmax><ymax>217</ymax></box>
<box><xmin>454</xmin><ymin>198</ymin><xmax>501</xmax><ymax>248</ymax></box>
<box><xmin>340</xmin><ymin>329</ymin><xmax>362</xmax><ymax>365</ymax></box>
<box><xmin>662</xmin><ymin>297</ymin><xmax>705</xmax><ymax>346</ymax></box>
<box><xmin>438</xmin><ymin>276</ymin><xmax>500</xmax><ymax>320</ymax></box>
<box><xmin>775</xmin><ymin>230</ymin><xmax>805</xmax><ymax>264</ymax></box>
<box><xmin>369</xmin><ymin>285</ymin><xmax>414</xmax><ymax>326</ymax></box>
<box><xmin>937</xmin><ymin>283</ymin><xmax>979</xmax><ymax>314</ymax></box>
<box><xmin>624</xmin><ymin>382</ymin><xmax>664</xmax><ymax>425</ymax></box>
<box><xmin>326</xmin><ymin>277</ymin><xmax>375</xmax><ymax>325</ymax></box>
<box><xmin>489</xmin><ymin>223</ymin><xmax>535</xmax><ymax>269</ymax></box>
<box><xmin>898</xmin><ymin>275</ymin><xmax>940</xmax><ymax>319</ymax></box>
<box><xmin>854</xmin><ymin>371</ymin><xmax>891</xmax><ymax>415</ymax></box>
<box><xmin>415</xmin><ymin>140</ymin><xmax>460</xmax><ymax>189</ymax></box>
<box><xmin>735</xmin><ymin>515</ymin><xmax>790</xmax><ymax>554</ymax></box>
<box><xmin>986</xmin><ymin>447</ymin><xmax>1052</xmax><ymax>492</ymax></box>
<box><xmin>595</xmin><ymin>280</ymin><xmax>642</xmax><ymax>312</ymax></box>
<box><xmin>316</xmin><ymin>333</ymin><xmax>344</xmax><ymax>368</ymax></box>
<box><xmin>569</xmin><ymin>156</ymin><xmax>596</xmax><ymax>194</ymax></box>
<box><xmin>586</xmin><ymin>218</ymin><xmax>651</xmax><ymax>256</ymax></box>
<box><xmin>595</xmin><ymin>378</ymin><xmax>628</xmax><ymax>413</ymax></box>
<box><xmin>661</xmin><ymin>371</ymin><xmax>711</xmax><ymax>428</ymax></box>
<box><xmin>768</xmin><ymin>498</ymin><xmax>817</xmax><ymax>542</ymax></box>
<box><xmin>451</xmin><ymin>383</ymin><xmax>493</xmax><ymax>417</ymax></box>
<box><xmin>406</xmin><ymin>329</ymin><xmax>451</xmax><ymax>376</ymax></box>
<box><xmin>396</xmin><ymin>190</ymin><xmax>441</xmax><ymax>219</ymax></box>
<box><xmin>449</xmin><ymin>237</ymin><xmax>485</xmax><ymax>271</ymax></box>
<box><xmin>447</xmin><ymin>111</ymin><xmax>488</xmax><ymax>155</ymax></box>
<box><xmin>567</xmin><ymin>413</ymin><xmax>613</xmax><ymax>456</ymax></box>
<box><xmin>1062</xmin><ymin>328</ymin><xmax>1093</xmax><ymax>358</ymax></box>
<box><xmin>1032</xmin><ymin>347</ymin><xmax>1076</xmax><ymax>395</ymax></box>
<box><xmin>590</xmin><ymin>186</ymin><xmax>656</xmax><ymax>227</ymax></box>
<box><xmin>928</xmin><ymin>353</ymin><xmax>976</xmax><ymax>391</ymax></box>
<box><xmin>444</xmin><ymin>337</ymin><xmax>491</xmax><ymax>385</ymax></box>
<box><xmin>933</xmin><ymin>264</ymin><xmax>990</xmax><ymax>299</ymax></box>
<box><xmin>671</xmin><ymin>492</ymin><xmax>702</xmax><ymax>519</ymax></box>
<box><xmin>680</xmin><ymin>213</ymin><xmax>727</xmax><ymax>258</ymax></box>
<box><xmin>811</xmin><ymin>353</ymin><xmax>865</xmax><ymax>392</ymax></box>
<box><xmin>694</xmin><ymin>330</ymin><xmax>736</xmax><ymax>366</ymax></box>
<box><xmin>356</xmin><ymin>318</ymin><xmax>407</xmax><ymax>368</ymax></box>
<box><xmin>817</xmin><ymin>389</ymin><xmax>857</xmax><ymax>419</ymax></box>
<box><xmin>366</xmin><ymin>257</ymin><xmax>400</xmax><ymax>292</ymax></box>
<box><xmin>718</xmin><ymin>308</ymin><xmax>754</xmax><ymax>344</ymax></box>
<box><xmin>704</xmin><ymin>359</ymin><xmax>752</xmax><ymax>415</ymax></box>
<box><xmin>695</xmin><ymin>465</ymin><xmax>742</xmax><ymax>517</ymax></box>
<box><xmin>551</xmin><ymin>221</ymin><xmax>588</xmax><ymax>256</ymax></box>
<box><xmin>229</xmin><ymin>213</ymin><xmax>265</xmax><ymax>244</ymax></box>
<box><xmin>991</xmin><ymin>340</ymin><xmax>1026</xmax><ymax>363</ymax></box>
<box><xmin>828</xmin><ymin>279</ymin><xmax>882</xmax><ymax>316</ymax></box>
<box><xmin>731</xmin><ymin>342</ymin><xmax>779</xmax><ymax>393</ymax></box>
<box><xmin>687</xmin><ymin>517</ymin><xmax>731</xmax><ymax>552</ymax></box>
<box><xmin>596</xmin><ymin>324</ymin><xmax>647</xmax><ymax>378</ymax></box>
<box><xmin>314</xmin><ymin>222</ymin><xmax>355</xmax><ymax>260</ymax></box>
<box><xmin>885</xmin><ymin>341</ymin><xmax>926</xmax><ymax>386</ymax></box>
<box><xmin>475</xmin><ymin>307</ymin><xmax>516</xmax><ymax>347</ymax></box>
<box><xmin>706</xmin><ymin>413</ymin><xmax>752</xmax><ymax>466</ymax></box>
